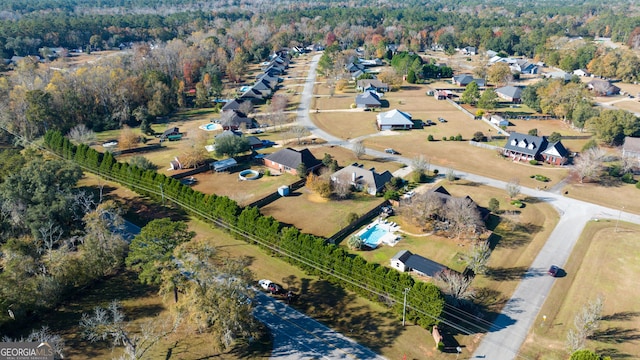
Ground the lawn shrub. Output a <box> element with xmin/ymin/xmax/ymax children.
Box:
<box><xmin>529</xmin><ymin>159</ymin><xmax>538</xmax><ymax>165</ymax></box>
<box><xmin>531</xmin><ymin>174</ymin><xmax>549</xmax><ymax>182</ymax></box>
<box><xmin>449</xmin><ymin>135</ymin><xmax>455</xmax><ymax>141</ymax></box>
<box><xmin>636</xmin><ymin>181</ymin><xmax>640</xmax><ymax>189</ymax></box>
<box><xmin>510</xmin><ymin>200</ymin><xmax>524</xmax><ymax>207</ymax></box>
<box><xmin>622</xmin><ymin>172</ymin><xmax>635</xmax><ymax>184</ymax></box>
<box><xmin>346</xmin><ymin>212</ymin><xmax>359</xmax><ymax>224</ymax></box>
<box><xmin>455</xmin><ymin>134</ymin><xmax>463</xmax><ymax>141</ymax></box>
<box><xmin>442</xmin><ymin>136</ymin><xmax>447</xmax><ymax>141</ymax></box>
<box><xmin>427</xmin><ymin>134</ymin><xmax>434</xmax><ymax>141</ymax></box>
<box><xmin>43</xmin><ymin>130</ymin><xmax>445</xmax><ymax>330</ymax></box>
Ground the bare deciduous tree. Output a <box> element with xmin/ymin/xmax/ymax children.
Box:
<box><xmin>566</xmin><ymin>296</ymin><xmax>604</xmax><ymax>353</ymax></box>
<box><xmin>80</xmin><ymin>301</ymin><xmax>179</xmax><ymax>360</ymax></box>
<box><xmin>506</xmin><ymin>178</ymin><xmax>521</xmax><ymax>199</ymax></box>
<box><xmin>288</xmin><ymin>125</ymin><xmax>308</xmax><ymax>144</ymax></box>
<box><xmin>411</xmin><ymin>155</ymin><xmax>430</xmax><ymax>175</ymax></box>
<box><xmin>464</xmin><ymin>240</ymin><xmax>491</xmax><ymax>275</ymax></box>
<box><xmin>446</xmin><ymin>169</ymin><xmax>456</xmax><ymax>182</ymax></box>
<box><xmin>400</xmin><ymin>191</ymin><xmax>444</xmax><ymax>229</ymax></box>
<box><xmin>67</xmin><ymin>124</ymin><xmax>96</xmax><ymax>145</ymax></box>
<box><xmin>238</xmin><ymin>100</ymin><xmax>254</xmax><ymax>116</ymax></box>
<box><xmin>573</xmin><ymin>147</ymin><xmax>605</xmax><ymax>183</ymax></box>
<box><xmin>445</xmin><ymin>197</ymin><xmax>486</xmax><ymax>239</ymax></box>
<box><xmin>353</xmin><ymin>141</ymin><xmax>365</xmax><ymax>159</ymax></box>
<box><xmin>39</xmin><ymin>221</ymin><xmax>64</xmax><ymax>262</ymax></box>
<box><xmin>435</xmin><ymin>269</ymin><xmax>475</xmax><ymax>307</ymax></box>
<box><xmin>332</xmin><ymin>173</ymin><xmax>353</xmax><ymax>199</ymax></box>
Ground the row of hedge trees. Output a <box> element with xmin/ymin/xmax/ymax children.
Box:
<box><xmin>44</xmin><ymin>130</ymin><xmax>445</xmax><ymax>329</ymax></box>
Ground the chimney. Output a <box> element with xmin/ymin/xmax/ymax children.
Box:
<box><xmin>352</xmin><ymin>172</ymin><xmax>356</xmax><ymax>182</ymax></box>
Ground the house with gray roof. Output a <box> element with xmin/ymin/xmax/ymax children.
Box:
<box><xmin>330</xmin><ymin>163</ymin><xmax>393</xmax><ymax>195</ymax></box>
<box><xmin>544</xmin><ymin>70</ymin><xmax>572</xmax><ymax>81</ymax></box>
<box><xmin>219</xmin><ymin>110</ymin><xmax>256</xmax><ymax>130</ymax></box>
<box><xmin>452</xmin><ymin>74</ymin><xmax>485</xmax><ymax>87</ymax></box>
<box><xmin>390</xmin><ymin>250</ymin><xmax>448</xmax><ymax>277</ymax></box>
<box><xmin>222</xmin><ymin>99</ymin><xmax>249</xmax><ymax>112</ymax></box>
<box><xmin>263</xmin><ymin>148</ymin><xmax>322</xmax><ymax>176</ymax></box>
<box><xmin>376</xmin><ymin>109</ymin><xmax>413</xmax><ymax>131</ymax></box>
<box><xmin>587</xmin><ymin>79</ymin><xmax>620</xmax><ymax>96</ymax></box>
<box><xmin>239</xmin><ymin>88</ymin><xmax>264</xmax><ymax>103</ymax></box>
<box><xmin>622</xmin><ymin>137</ymin><xmax>640</xmax><ymax>160</ymax></box>
<box><xmin>251</xmin><ymin>80</ymin><xmax>273</xmax><ymax>97</ymax></box>
<box><xmin>510</xmin><ymin>59</ymin><xmax>538</xmax><ymax>74</ymax></box>
<box><xmin>356</xmin><ymin>79</ymin><xmax>389</xmax><ymax>93</ymax></box>
<box><xmin>495</xmin><ymin>86</ymin><xmax>523</xmax><ymax>103</ymax></box>
<box><xmin>503</xmin><ymin>132</ymin><xmax>569</xmax><ymax>165</ymax></box>
<box><xmin>355</xmin><ymin>91</ymin><xmax>382</xmax><ymax>109</ymax></box>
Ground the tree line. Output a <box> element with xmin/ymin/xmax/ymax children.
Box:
<box><xmin>43</xmin><ymin>130</ymin><xmax>446</xmax><ymax>330</ymax></box>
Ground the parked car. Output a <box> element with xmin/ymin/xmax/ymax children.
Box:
<box><xmin>258</xmin><ymin>279</ymin><xmax>283</xmax><ymax>294</ymax></box>
<box><xmin>385</xmin><ymin>148</ymin><xmax>399</xmax><ymax>154</ymax></box>
<box><xmin>258</xmin><ymin>279</ymin><xmax>273</xmax><ymax>290</ymax></box>
<box><xmin>426</xmin><ymin>120</ymin><xmax>435</xmax><ymax>126</ymax></box>
<box><xmin>547</xmin><ymin>265</ymin><xmax>559</xmax><ymax>277</ymax></box>
<box><xmin>402</xmin><ymin>190</ymin><xmax>415</xmax><ymax>199</ymax></box>
<box><xmin>438</xmin><ymin>117</ymin><xmax>447</xmax><ymax>123</ymax></box>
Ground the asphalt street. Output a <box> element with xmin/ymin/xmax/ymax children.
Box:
<box><xmin>252</xmin><ymin>291</ymin><xmax>386</xmax><ymax>360</ymax></box>
<box><xmin>296</xmin><ymin>52</ymin><xmax>640</xmax><ymax>360</ymax></box>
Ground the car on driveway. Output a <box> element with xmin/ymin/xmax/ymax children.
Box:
<box><xmin>547</xmin><ymin>265</ymin><xmax>559</xmax><ymax>277</ymax></box>
<box><xmin>258</xmin><ymin>279</ymin><xmax>283</xmax><ymax>294</ymax></box>
<box><xmin>425</xmin><ymin>120</ymin><xmax>435</xmax><ymax>126</ymax></box>
<box><xmin>438</xmin><ymin>117</ymin><xmax>447</xmax><ymax>123</ymax></box>
<box><xmin>385</xmin><ymin>148</ymin><xmax>399</xmax><ymax>154</ymax></box>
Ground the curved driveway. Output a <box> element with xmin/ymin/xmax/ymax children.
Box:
<box><xmin>297</xmin><ymin>53</ymin><xmax>640</xmax><ymax>359</ymax></box>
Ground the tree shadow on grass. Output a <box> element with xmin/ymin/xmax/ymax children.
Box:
<box><xmin>601</xmin><ymin>311</ymin><xmax>640</xmax><ymax>322</ymax></box>
<box><xmin>485</xmin><ymin>266</ymin><xmax>528</xmax><ymax>281</ymax></box>
<box><xmin>590</xmin><ymin>327</ymin><xmax>640</xmax><ymax>344</ymax></box>
<box><xmin>596</xmin><ymin>347</ymin><xmax>636</xmax><ymax>359</ymax></box>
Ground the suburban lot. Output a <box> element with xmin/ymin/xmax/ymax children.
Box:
<box><xmin>520</xmin><ymin>221</ymin><xmax>640</xmax><ymax>359</ymax></box>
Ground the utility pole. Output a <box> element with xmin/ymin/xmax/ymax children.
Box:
<box><xmin>402</xmin><ymin>287</ymin><xmax>410</xmax><ymax>326</ymax></box>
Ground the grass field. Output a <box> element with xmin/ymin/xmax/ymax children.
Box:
<box><xmin>519</xmin><ymin>221</ymin><xmax>640</xmax><ymax>359</ymax></box>
<box><xmin>562</xmin><ymin>181</ymin><xmax>640</xmax><ymax>220</ymax></box>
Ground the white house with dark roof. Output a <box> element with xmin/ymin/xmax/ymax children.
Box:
<box><xmin>331</xmin><ymin>164</ymin><xmax>393</xmax><ymax>195</ymax></box>
<box><xmin>376</xmin><ymin>109</ymin><xmax>413</xmax><ymax>131</ymax></box>
<box><xmin>622</xmin><ymin>137</ymin><xmax>640</xmax><ymax>160</ymax></box>
<box><xmin>495</xmin><ymin>86</ymin><xmax>523</xmax><ymax>103</ymax></box>
<box><xmin>356</xmin><ymin>79</ymin><xmax>389</xmax><ymax>93</ymax></box>
<box><xmin>390</xmin><ymin>250</ymin><xmax>448</xmax><ymax>278</ymax></box>
<box><xmin>544</xmin><ymin>70</ymin><xmax>572</xmax><ymax>81</ymax></box>
<box><xmin>452</xmin><ymin>74</ymin><xmax>485</xmax><ymax>87</ymax></box>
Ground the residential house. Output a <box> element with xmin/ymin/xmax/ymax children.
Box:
<box><xmin>622</xmin><ymin>137</ymin><xmax>640</xmax><ymax>161</ymax></box>
<box><xmin>257</xmin><ymin>73</ymin><xmax>281</xmax><ymax>88</ymax></box>
<box><xmin>355</xmin><ymin>91</ymin><xmax>382</xmax><ymax>109</ymax></box>
<box><xmin>239</xmin><ymin>88</ymin><xmax>264</xmax><ymax>103</ymax></box>
<box><xmin>210</xmin><ymin>158</ymin><xmax>238</xmax><ymax>172</ymax></box>
<box><xmin>461</xmin><ymin>46</ymin><xmax>477</xmax><ymax>55</ymax></box>
<box><xmin>503</xmin><ymin>132</ymin><xmax>569</xmax><ymax>165</ymax></box>
<box><xmin>425</xmin><ymin>186</ymin><xmax>488</xmax><ymax>220</ymax></box>
<box><xmin>356</xmin><ymin>79</ymin><xmax>389</xmax><ymax>93</ymax></box>
<box><xmin>219</xmin><ymin>110</ymin><xmax>256</xmax><ymax>130</ymax></box>
<box><xmin>452</xmin><ymin>74</ymin><xmax>485</xmax><ymax>87</ymax></box>
<box><xmin>544</xmin><ymin>70</ymin><xmax>572</xmax><ymax>81</ymax></box>
<box><xmin>251</xmin><ymin>80</ymin><xmax>273</xmax><ymax>98</ymax></box>
<box><xmin>587</xmin><ymin>79</ymin><xmax>621</xmax><ymax>96</ymax></box>
<box><xmin>346</xmin><ymin>62</ymin><xmax>365</xmax><ymax>73</ymax></box>
<box><xmin>222</xmin><ymin>99</ymin><xmax>249</xmax><ymax>112</ymax></box>
<box><xmin>350</xmin><ymin>69</ymin><xmax>365</xmax><ymax>80</ymax></box>
<box><xmin>510</xmin><ymin>59</ymin><xmax>538</xmax><ymax>74</ymax></box>
<box><xmin>495</xmin><ymin>86</ymin><xmax>523</xmax><ymax>103</ymax></box>
<box><xmin>486</xmin><ymin>50</ymin><xmax>498</xmax><ymax>58</ymax></box>
<box><xmin>215</xmin><ymin>130</ymin><xmax>262</xmax><ymax>150</ymax></box>
<box><xmin>263</xmin><ymin>65</ymin><xmax>284</xmax><ymax>76</ymax></box>
<box><xmin>263</xmin><ymin>148</ymin><xmax>322</xmax><ymax>176</ymax></box>
<box><xmin>161</xmin><ymin>127</ymin><xmax>181</xmax><ymax>140</ymax></box>
<box><xmin>359</xmin><ymin>58</ymin><xmax>383</xmax><ymax>67</ymax></box>
<box><xmin>390</xmin><ymin>250</ymin><xmax>448</xmax><ymax>278</ymax></box>
<box><xmin>573</xmin><ymin>69</ymin><xmax>590</xmax><ymax>77</ymax></box>
<box><xmin>376</xmin><ymin>109</ymin><xmax>414</xmax><ymax>131</ymax></box>
<box><xmin>330</xmin><ymin>163</ymin><xmax>393</xmax><ymax>195</ymax></box>
<box><xmin>483</xmin><ymin>114</ymin><xmax>509</xmax><ymax>127</ymax></box>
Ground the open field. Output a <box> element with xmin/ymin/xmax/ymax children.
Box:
<box><xmin>563</xmin><ymin>181</ymin><xmax>640</xmax><ymax>215</ymax></box>
<box><xmin>260</xmin><ymin>187</ymin><xmax>384</xmax><ymax>238</ymax></box>
<box><xmin>307</xmin><ymin>144</ymin><xmax>403</xmax><ymax>175</ymax></box>
<box><xmin>519</xmin><ymin>221</ymin><xmax>640</xmax><ymax>359</ymax></box>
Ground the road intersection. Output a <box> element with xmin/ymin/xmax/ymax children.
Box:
<box><xmin>295</xmin><ymin>53</ymin><xmax>640</xmax><ymax>359</ymax></box>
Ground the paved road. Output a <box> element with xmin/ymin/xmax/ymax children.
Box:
<box><xmin>296</xmin><ymin>53</ymin><xmax>640</xmax><ymax>359</ymax></box>
<box><xmin>253</xmin><ymin>291</ymin><xmax>386</xmax><ymax>360</ymax></box>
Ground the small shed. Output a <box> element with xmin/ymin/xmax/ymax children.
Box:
<box><xmin>278</xmin><ymin>185</ymin><xmax>290</xmax><ymax>196</ymax></box>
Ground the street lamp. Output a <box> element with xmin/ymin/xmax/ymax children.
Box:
<box><xmin>402</xmin><ymin>287</ymin><xmax>410</xmax><ymax>326</ymax></box>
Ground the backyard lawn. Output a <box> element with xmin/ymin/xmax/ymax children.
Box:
<box><xmin>519</xmin><ymin>221</ymin><xmax>640</xmax><ymax>359</ymax></box>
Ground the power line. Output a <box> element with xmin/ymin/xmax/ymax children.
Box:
<box><xmin>3</xmin><ymin>126</ymin><xmax>533</xmax><ymax>359</ymax></box>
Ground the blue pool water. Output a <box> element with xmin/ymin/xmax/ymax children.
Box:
<box><xmin>202</xmin><ymin>123</ymin><xmax>218</xmax><ymax>131</ymax></box>
<box><xmin>359</xmin><ymin>224</ymin><xmax>388</xmax><ymax>248</ymax></box>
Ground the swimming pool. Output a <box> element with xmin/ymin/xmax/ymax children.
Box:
<box><xmin>200</xmin><ymin>123</ymin><xmax>221</xmax><ymax>131</ymax></box>
<box><xmin>359</xmin><ymin>224</ymin><xmax>389</xmax><ymax>248</ymax></box>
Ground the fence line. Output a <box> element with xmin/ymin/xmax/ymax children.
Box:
<box><xmin>246</xmin><ymin>178</ymin><xmax>306</xmax><ymax>209</ymax></box>
<box><xmin>468</xmin><ymin>140</ymin><xmax>502</xmax><ymax>151</ymax></box>
<box><xmin>446</xmin><ymin>99</ymin><xmax>476</xmax><ymax>119</ymax></box>
<box><xmin>327</xmin><ymin>200</ymin><xmax>390</xmax><ymax>245</ymax></box>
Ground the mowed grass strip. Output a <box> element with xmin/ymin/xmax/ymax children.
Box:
<box><xmin>519</xmin><ymin>221</ymin><xmax>640</xmax><ymax>359</ymax></box>
<box><xmin>564</xmin><ymin>182</ymin><xmax>640</xmax><ymax>215</ymax></box>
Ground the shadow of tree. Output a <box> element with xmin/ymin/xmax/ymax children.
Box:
<box><xmin>486</xmin><ymin>266</ymin><xmax>528</xmax><ymax>281</ymax></box>
<box><xmin>601</xmin><ymin>311</ymin><xmax>640</xmax><ymax>322</ymax></box>
<box><xmin>590</xmin><ymin>327</ymin><xmax>640</xmax><ymax>344</ymax></box>
<box><xmin>596</xmin><ymin>347</ymin><xmax>635</xmax><ymax>359</ymax></box>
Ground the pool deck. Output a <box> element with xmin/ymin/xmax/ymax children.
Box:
<box><xmin>356</xmin><ymin>218</ymin><xmax>401</xmax><ymax>248</ymax></box>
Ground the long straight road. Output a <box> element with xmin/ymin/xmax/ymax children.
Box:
<box><xmin>296</xmin><ymin>52</ymin><xmax>640</xmax><ymax>359</ymax></box>
<box><xmin>253</xmin><ymin>292</ymin><xmax>386</xmax><ymax>360</ymax></box>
